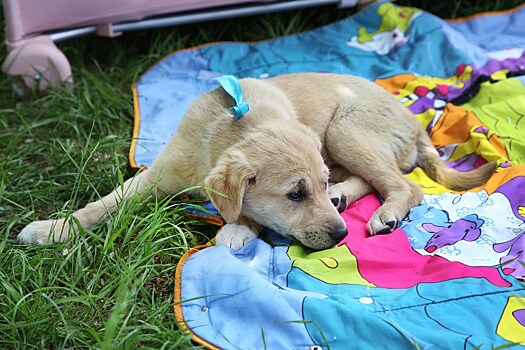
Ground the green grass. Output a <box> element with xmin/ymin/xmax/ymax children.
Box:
<box><xmin>1</xmin><ymin>1</ymin><xmax>523</xmax><ymax>348</ymax></box>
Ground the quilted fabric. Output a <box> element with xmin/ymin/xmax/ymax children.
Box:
<box><xmin>131</xmin><ymin>2</ymin><xmax>525</xmax><ymax>348</ymax></box>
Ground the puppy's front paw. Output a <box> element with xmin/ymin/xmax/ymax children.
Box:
<box><xmin>17</xmin><ymin>219</ymin><xmax>71</xmax><ymax>244</ymax></box>
<box><xmin>215</xmin><ymin>224</ymin><xmax>258</xmax><ymax>250</ymax></box>
<box><xmin>328</xmin><ymin>185</ymin><xmax>348</xmax><ymax>213</ymax></box>
<box><xmin>366</xmin><ymin>211</ymin><xmax>398</xmax><ymax>236</ymax></box>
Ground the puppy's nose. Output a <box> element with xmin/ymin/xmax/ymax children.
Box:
<box><xmin>330</xmin><ymin>226</ymin><xmax>348</xmax><ymax>241</ymax></box>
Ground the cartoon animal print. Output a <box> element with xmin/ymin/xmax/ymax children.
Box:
<box><xmin>422</xmin><ymin>214</ymin><xmax>484</xmax><ymax>253</ymax></box>
<box><xmin>347</xmin><ymin>3</ymin><xmax>421</xmax><ymax>55</ymax></box>
<box><xmin>493</xmin><ymin>231</ymin><xmax>525</xmax><ymax>280</ymax></box>
<box><xmin>494</xmin><ymin>177</ymin><xmax>525</xmax><ymax>222</ymax></box>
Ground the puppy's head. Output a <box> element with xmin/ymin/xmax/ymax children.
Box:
<box><xmin>205</xmin><ymin>122</ymin><xmax>347</xmax><ymax>250</ymax></box>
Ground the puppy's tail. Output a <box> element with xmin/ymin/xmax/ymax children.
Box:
<box><xmin>416</xmin><ymin>130</ymin><xmax>497</xmax><ymax>191</ymax></box>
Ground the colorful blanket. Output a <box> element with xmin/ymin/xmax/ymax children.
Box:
<box><xmin>131</xmin><ymin>2</ymin><xmax>525</xmax><ymax>348</ymax></box>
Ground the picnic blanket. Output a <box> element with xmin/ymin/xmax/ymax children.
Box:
<box><xmin>131</xmin><ymin>1</ymin><xmax>525</xmax><ymax>348</ymax></box>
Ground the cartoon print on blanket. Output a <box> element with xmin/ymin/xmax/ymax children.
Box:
<box><xmin>379</xmin><ymin>54</ymin><xmax>525</xmax><ymax>164</ymax></box>
<box><xmin>494</xmin><ymin>232</ymin><xmax>525</xmax><ymax>279</ymax></box>
<box><xmin>401</xmin><ymin>184</ymin><xmax>525</xmax><ymax>276</ymax></box>
<box><xmin>420</xmin><ymin>213</ymin><xmax>484</xmax><ymax>253</ymax></box>
<box><xmin>461</xmin><ymin>77</ymin><xmax>525</xmax><ymax>164</ymax></box>
<box><xmin>127</xmin><ymin>1</ymin><xmax>525</xmax><ymax>348</ymax></box>
<box><xmin>346</xmin><ymin>3</ymin><xmax>422</xmax><ymax>55</ymax></box>
<box><xmin>402</xmin><ymin>125</ymin><xmax>507</xmax><ymax>195</ymax></box>
<box><xmin>265</xmin><ymin>189</ymin><xmax>525</xmax><ymax>348</ymax></box>
<box><xmin>437</xmin><ymin>126</ymin><xmax>510</xmax><ymax>171</ymax></box>
<box><xmin>395</xmin><ymin>64</ymin><xmax>473</xmax><ymax>114</ymax></box>
<box><xmin>299</xmin><ymin>266</ymin><xmax>523</xmax><ymax>349</ymax></box>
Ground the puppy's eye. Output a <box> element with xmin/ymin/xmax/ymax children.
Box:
<box><xmin>287</xmin><ymin>190</ymin><xmax>304</xmax><ymax>202</ymax></box>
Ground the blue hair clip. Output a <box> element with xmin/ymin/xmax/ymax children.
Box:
<box><xmin>214</xmin><ymin>75</ymin><xmax>249</xmax><ymax>120</ymax></box>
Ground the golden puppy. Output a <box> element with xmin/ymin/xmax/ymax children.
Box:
<box><xmin>18</xmin><ymin>73</ymin><xmax>496</xmax><ymax>250</ymax></box>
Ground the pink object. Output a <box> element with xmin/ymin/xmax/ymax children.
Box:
<box><xmin>2</xmin><ymin>0</ymin><xmax>357</xmax><ymax>91</ymax></box>
<box><xmin>2</xmin><ymin>36</ymin><xmax>72</xmax><ymax>92</ymax></box>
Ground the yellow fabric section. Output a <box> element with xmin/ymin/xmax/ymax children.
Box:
<box><xmin>287</xmin><ymin>243</ymin><xmax>375</xmax><ymax>286</ymax></box>
<box><xmin>405</xmin><ymin>168</ymin><xmax>451</xmax><ymax>194</ymax></box>
<box><xmin>461</xmin><ymin>78</ymin><xmax>525</xmax><ymax>165</ymax></box>
<box><xmin>496</xmin><ymin>296</ymin><xmax>525</xmax><ymax>345</ymax></box>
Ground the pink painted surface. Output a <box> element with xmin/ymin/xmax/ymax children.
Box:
<box><xmin>338</xmin><ymin>194</ymin><xmax>511</xmax><ymax>288</ymax></box>
<box><xmin>4</xmin><ymin>0</ymin><xmax>277</xmax><ymax>41</ymax></box>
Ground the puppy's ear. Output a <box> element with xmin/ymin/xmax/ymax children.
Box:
<box><xmin>204</xmin><ymin>150</ymin><xmax>256</xmax><ymax>224</ymax></box>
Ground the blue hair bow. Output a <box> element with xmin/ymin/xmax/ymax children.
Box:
<box><xmin>214</xmin><ymin>75</ymin><xmax>249</xmax><ymax>120</ymax></box>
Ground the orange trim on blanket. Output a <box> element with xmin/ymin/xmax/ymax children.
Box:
<box><xmin>446</xmin><ymin>2</ymin><xmax>525</xmax><ymax>23</ymax></box>
<box><xmin>174</xmin><ymin>245</ymin><xmax>221</xmax><ymax>350</ymax></box>
<box><xmin>186</xmin><ymin>213</ymin><xmax>224</xmax><ymax>227</ymax></box>
<box><xmin>129</xmin><ymin>85</ymin><xmax>144</xmax><ymax>170</ymax></box>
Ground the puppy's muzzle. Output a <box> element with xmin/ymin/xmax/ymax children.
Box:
<box><xmin>330</xmin><ymin>225</ymin><xmax>348</xmax><ymax>242</ymax></box>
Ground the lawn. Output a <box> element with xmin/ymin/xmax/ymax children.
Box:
<box><xmin>1</xmin><ymin>1</ymin><xmax>523</xmax><ymax>349</ymax></box>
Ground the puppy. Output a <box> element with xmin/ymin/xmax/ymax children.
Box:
<box><xmin>17</xmin><ymin>73</ymin><xmax>496</xmax><ymax>250</ymax></box>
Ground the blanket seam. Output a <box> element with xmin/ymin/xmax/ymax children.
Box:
<box><xmin>373</xmin><ymin>286</ymin><xmax>525</xmax><ymax>314</ymax></box>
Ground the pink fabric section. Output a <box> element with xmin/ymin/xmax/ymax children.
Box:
<box><xmin>339</xmin><ymin>194</ymin><xmax>511</xmax><ymax>288</ymax></box>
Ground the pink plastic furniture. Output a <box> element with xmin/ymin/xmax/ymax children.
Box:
<box><xmin>2</xmin><ymin>0</ymin><xmax>358</xmax><ymax>91</ymax></box>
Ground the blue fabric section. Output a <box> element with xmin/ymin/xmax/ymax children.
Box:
<box><xmin>134</xmin><ymin>51</ymin><xmax>223</xmax><ymax>167</ymax></box>
<box><xmin>180</xmin><ymin>240</ymin><xmax>314</xmax><ymax>349</ymax></box>
<box><xmin>448</xmin><ymin>5</ymin><xmax>525</xmax><ymax>51</ymax></box>
<box><xmin>182</xmin><ymin>236</ymin><xmax>523</xmax><ymax>349</ymax></box>
<box><xmin>299</xmin><ymin>270</ymin><xmax>521</xmax><ymax>349</ymax></box>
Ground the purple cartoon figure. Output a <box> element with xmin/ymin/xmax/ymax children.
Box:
<box><xmin>422</xmin><ymin>214</ymin><xmax>484</xmax><ymax>253</ymax></box>
<box><xmin>493</xmin><ymin>232</ymin><xmax>525</xmax><ymax>280</ymax></box>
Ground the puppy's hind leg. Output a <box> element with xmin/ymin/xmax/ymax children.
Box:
<box><xmin>18</xmin><ymin>170</ymin><xmax>158</xmax><ymax>244</ymax></box>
